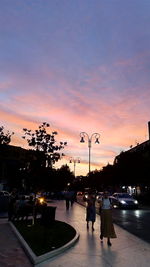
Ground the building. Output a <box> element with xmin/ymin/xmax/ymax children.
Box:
<box><xmin>114</xmin><ymin>122</ymin><xmax>150</xmax><ymax>195</ymax></box>
<box><xmin>0</xmin><ymin>144</ymin><xmax>40</xmax><ymax>191</ymax></box>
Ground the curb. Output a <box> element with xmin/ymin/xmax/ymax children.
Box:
<box><xmin>10</xmin><ymin>221</ymin><xmax>80</xmax><ymax>265</ymax></box>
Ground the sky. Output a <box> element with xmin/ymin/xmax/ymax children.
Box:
<box><xmin>0</xmin><ymin>0</ymin><xmax>150</xmax><ymax>176</ymax></box>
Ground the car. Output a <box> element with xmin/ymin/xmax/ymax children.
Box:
<box><xmin>0</xmin><ymin>191</ymin><xmax>10</xmax><ymax>197</ymax></box>
<box><xmin>110</xmin><ymin>193</ymin><xmax>139</xmax><ymax>209</ymax></box>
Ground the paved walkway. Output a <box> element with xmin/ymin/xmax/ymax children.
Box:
<box><xmin>1</xmin><ymin>201</ymin><xmax>150</xmax><ymax>266</ymax></box>
<box><xmin>0</xmin><ymin>218</ymin><xmax>32</xmax><ymax>267</ymax></box>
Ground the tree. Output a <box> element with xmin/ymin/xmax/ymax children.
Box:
<box><xmin>0</xmin><ymin>126</ymin><xmax>14</xmax><ymax>145</ymax></box>
<box><xmin>22</xmin><ymin>122</ymin><xmax>67</xmax><ymax>167</ymax></box>
<box><xmin>56</xmin><ymin>164</ymin><xmax>74</xmax><ymax>190</ymax></box>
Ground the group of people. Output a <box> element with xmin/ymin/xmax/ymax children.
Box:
<box><xmin>64</xmin><ymin>189</ymin><xmax>76</xmax><ymax>210</ymax></box>
<box><xmin>86</xmin><ymin>191</ymin><xmax>117</xmax><ymax>246</ymax></box>
<box><xmin>8</xmin><ymin>191</ymin><xmax>34</xmax><ymax>221</ymax></box>
<box><xmin>8</xmin><ymin>189</ymin><xmax>45</xmax><ymax>221</ymax></box>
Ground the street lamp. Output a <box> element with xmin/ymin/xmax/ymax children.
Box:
<box><xmin>80</xmin><ymin>132</ymin><xmax>100</xmax><ymax>173</ymax></box>
<box><xmin>69</xmin><ymin>157</ymin><xmax>80</xmax><ymax>177</ymax></box>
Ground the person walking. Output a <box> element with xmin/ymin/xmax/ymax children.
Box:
<box><xmin>86</xmin><ymin>192</ymin><xmax>96</xmax><ymax>231</ymax></box>
<box><xmin>99</xmin><ymin>191</ymin><xmax>117</xmax><ymax>246</ymax></box>
<box><xmin>64</xmin><ymin>189</ymin><xmax>72</xmax><ymax>210</ymax></box>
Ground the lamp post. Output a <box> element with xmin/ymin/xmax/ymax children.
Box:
<box><xmin>69</xmin><ymin>157</ymin><xmax>80</xmax><ymax>177</ymax></box>
<box><xmin>80</xmin><ymin>132</ymin><xmax>100</xmax><ymax>173</ymax></box>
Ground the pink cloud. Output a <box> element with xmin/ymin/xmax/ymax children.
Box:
<box><xmin>1</xmin><ymin>58</ymin><xmax>150</xmax><ymax>175</ymax></box>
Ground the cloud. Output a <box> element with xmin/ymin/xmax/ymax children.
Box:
<box><xmin>1</xmin><ymin>0</ymin><xmax>150</xmax><ymax>175</ymax></box>
<box><xmin>0</xmin><ymin>61</ymin><xmax>149</xmax><ymax>167</ymax></box>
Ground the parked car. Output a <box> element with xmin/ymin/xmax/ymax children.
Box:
<box><xmin>110</xmin><ymin>193</ymin><xmax>139</xmax><ymax>209</ymax></box>
<box><xmin>0</xmin><ymin>191</ymin><xmax>10</xmax><ymax>197</ymax></box>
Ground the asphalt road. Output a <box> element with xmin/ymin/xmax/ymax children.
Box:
<box><xmin>77</xmin><ymin>196</ymin><xmax>150</xmax><ymax>244</ymax></box>
<box><xmin>112</xmin><ymin>207</ymin><xmax>150</xmax><ymax>243</ymax></box>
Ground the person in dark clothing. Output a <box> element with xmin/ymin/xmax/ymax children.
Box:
<box><xmin>64</xmin><ymin>190</ymin><xmax>74</xmax><ymax>210</ymax></box>
<box><xmin>86</xmin><ymin>193</ymin><xmax>96</xmax><ymax>231</ymax></box>
<box><xmin>8</xmin><ymin>188</ymin><xmax>17</xmax><ymax>221</ymax></box>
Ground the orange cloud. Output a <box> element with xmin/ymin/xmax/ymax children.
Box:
<box><xmin>1</xmin><ymin>59</ymin><xmax>150</xmax><ymax>175</ymax></box>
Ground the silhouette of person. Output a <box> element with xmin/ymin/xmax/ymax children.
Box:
<box><xmin>99</xmin><ymin>191</ymin><xmax>117</xmax><ymax>246</ymax></box>
<box><xmin>64</xmin><ymin>189</ymin><xmax>74</xmax><ymax>210</ymax></box>
<box><xmin>86</xmin><ymin>193</ymin><xmax>96</xmax><ymax>231</ymax></box>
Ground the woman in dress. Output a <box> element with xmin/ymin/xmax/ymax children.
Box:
<box><xmin>86</xmin><ymin>193</ymin><xmax>96</xmax><ymax>231</ymax></box>
<box><xmin>99</xmin><ymin>191</ymin><xmax>117</xmax><ymax>246</ymax></box>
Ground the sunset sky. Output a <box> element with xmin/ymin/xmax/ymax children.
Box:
<box><xmin>0</xmin><ymin>0</ymin><xmax>150</xmax><ymax>176</ymax></box>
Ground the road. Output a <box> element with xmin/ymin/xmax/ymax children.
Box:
<box><xmin>112</xmin><ymin>208</ymin><xmax>150</xmax><ymax>243</ymax></box>
<box><xmin>77</xmin><ymin>196</ymin><xmax>150</xmax><ymax>244</ymax></box>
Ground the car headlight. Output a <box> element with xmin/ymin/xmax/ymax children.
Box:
<box><xmin>134</xmin><ymin>200</ymin><xmax>138</xmax><ymax>204</ymax></box>
<box><xmin>120</xmin><ymin>200</ymin><xmax>126</xmax><ymax>204</ymax></box>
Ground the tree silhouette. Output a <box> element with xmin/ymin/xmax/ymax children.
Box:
<box><xmin>56</xmin><ymin>164</ymin><xmax>74</xmax><ymax>190</ymax></box>
<box><xmin>22</xmin><ymin>122</ymin><xmax>67</xmax><ymax>167</ymax></box>
<box><xmin>0</xmin><ymin>126</ymin><xmax>14</xmax><ymax>145</ymax></box>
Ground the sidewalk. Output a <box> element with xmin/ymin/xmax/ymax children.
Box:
<box><xmin>0</xmin><ymin>218</ymin><xmax>32</xmax><ymax>267</ymax></box>
<box><xmin>1</xmin><ymin>201</ymin><xmax>150</xmax><ymax>266</ymax></box>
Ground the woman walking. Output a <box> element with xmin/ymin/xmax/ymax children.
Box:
<box><xmin>86</xmin><ymin>192</ymin><xmax>96</xmax><ymax>231</ymax></box>
<box><xmin>99</xmin><ymin>191</ymin><xmax>117</xmax><ymax>246</ymax></box>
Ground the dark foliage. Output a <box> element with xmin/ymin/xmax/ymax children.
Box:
<box><xmin>22</xmin><ymin>122</ymin><xmax>67</xmax><ymax>167</ymax></box>
<box><xmin>0</xmin><ymin>126</ymin><xmax>14</xmax><ymax>145</ymax></box>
